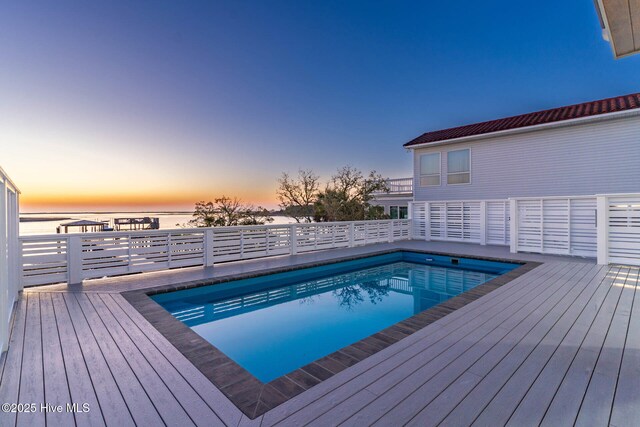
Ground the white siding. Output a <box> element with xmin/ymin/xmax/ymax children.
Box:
<box><xmin>412</xmin><ymin>115</ymin><xmax>640</xmax><ymax>201</ymax></box>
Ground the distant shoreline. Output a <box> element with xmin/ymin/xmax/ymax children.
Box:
<box><xmin>20</xmin><ymin>217</ymin><xmax>71</xmax><ymax>222</ymax></box>
<box><xmin>21</xmin><ymin>211</ymin><xmax>193</xmax><ymax>215</ymax></box>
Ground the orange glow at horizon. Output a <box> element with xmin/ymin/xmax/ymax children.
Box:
<box><xmin>20</xmin><ymin>190</ymin><xmax>281</xmax><ymax>212</ymax></box>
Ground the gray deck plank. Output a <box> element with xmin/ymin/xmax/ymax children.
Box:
<box><xmin>17</xmin><ymin>293</ymin><xmax>45</xmax><ymax>427</ymax></box>
<box><xmin>39</xmin><ymin>292</ymin><xmax>75</xmax><ymax>427</ymax></box>
<box><xmin>268</xmin><ymin>262</ymin><xmax>577</xmax><ymax>426</ymax></box>
<box><xmin>575</xmin><ymin>268</ymin><xmax>638</xmax><ymax>427</ymax></box>
<box><xmin>262</xmin><ymin>262</ymin><xmax>566</xmax><ymax>426</ymax></box>
<box><xmin>110</xmin><ymin>293</ymin><xmax>242</xmax><ymax>426</ymax></box>
<box><xmin>467</xmin><ymin>264</ymin><xmax>613</xmax><ymax>426</ymax></box>
<box><xmin>442</xmin><ymin>266</ymin><xmax>620</xmax><ymax>425</ymax></box>
<box><xmin>540</xmin><ymin>268</ymin><xmax>631</xmax><ymax>427</ymax></box>
<box><xmin>71</xmin><ymin>293</ymin><xmax>165</xmax><ymax>426</ymax></box>
<box><xmin>358</xmin><ymin>263</ymin><xmax>600</xmax><ymax>427</ymax></box>
<box><xmin>401</xmin><ymin>264</ymin><xmax>609</xmax><ymax>427</ymax></box>
<box><xmin>82</xmin><ymin>293</ymin><xmax>195</xmax><ymax>426</ymax></box>
<box><xmin>96</xmin><ymin>292</ymin><xmax>225</xmax><ymax>427</ymax></box>
<box><xmin>440</xmin><ymin>266</ymin><xmax>622</xmax><ymax>427</ymax></box>
<box><xmin>50</xmin><ymin>292</ymin><xmax>105</xmax><ymax>427</ymax></box>
<box><xmin>507</xmin><ymin>266</ymin><xmax>624</xmax><ymax>426</ymax></box>
<box><xmin>0</xmin><ymin>296</ymin><xmax>27</xmax><ymax>427</ymax></box>
<box><xmin>61</xmin><ymin>293</ymin><xmax>136</xmax><ymax>427</ymax></box>
<box><xmin>610</xmin><ymin>268</ymin><xmax>640</xmax><ymax>427</ymax></box>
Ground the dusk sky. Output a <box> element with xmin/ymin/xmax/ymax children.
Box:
<box><xmin>1</xmin><ymin>1</ymin><xmax>639</xmax><ymax>212</ymax></box>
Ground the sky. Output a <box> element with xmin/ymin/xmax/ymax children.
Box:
<box><xmin>1</xmin><ymin>1</ymin><xmax>639</xmax><ymax>212</ymax></box>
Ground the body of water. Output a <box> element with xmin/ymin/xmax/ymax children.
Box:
<box><xmin>20</xmin><ymin>212</ymin><xmax>294</xmax><ymax>235</ymax></box>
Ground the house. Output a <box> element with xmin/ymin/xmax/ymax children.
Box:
<box><xmin>370</xmin><ymin>177</ymin><xmax>413</xmax><ymax>219</ymax></box>
<box><xmin>403</xmin><ymin>92</ymin><xmax>640</xmax><ymax>262</ymax></box>
<box><xmin>405</xmin><ymin>92</ymin><xmax>640</xmax><ymax>201</ymax></box>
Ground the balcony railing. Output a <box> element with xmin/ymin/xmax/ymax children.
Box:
<box><xmin>19</xmin><ymin>219</ymin><xmax>412</xmax><ymax>287</ymax></box>
<box><xmin>373</xmin><ymin>177</ymin><xmax>413</xmax><ymax>195</ymax></box>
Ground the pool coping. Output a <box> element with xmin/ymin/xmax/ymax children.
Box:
<box><xmin>122</xmin><ymin>249</ymin><xmax>541</xmax><ymax>419</ymax></box>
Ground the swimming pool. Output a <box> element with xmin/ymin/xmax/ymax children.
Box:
<box><xmin>152</xmin><ymin>251</ymin><xmax>519</xmax><ymax>383</ymax></box>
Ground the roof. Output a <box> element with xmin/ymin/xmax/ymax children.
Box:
<box><xmin>60</xmin><ymin>220</ymin><xmax>107</xmax><ymax>227</ymax></box>
<box><xmin>404</xmin><ymin>92</ymin><xmax>640</xmax><ymax>148</ymax></box>
<box><xmin>595</xmin><ymin>0</ymin><xmax>640</xmax><ymax>58</ymax></box>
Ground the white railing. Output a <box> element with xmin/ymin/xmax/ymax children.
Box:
<box><xmin>19</xmin><ymin>219</ymin><xmax>411</xmax><ymax>286</ymax></box>
<box><xmin>373</xmin><ymin>177</ymin><xmax>413</xmax><ymax>195</ymax></box>
<box><xmin>0</xmin><ymin>167</ymin><xmax>20</xmax><ymax>352</ymax></box>
<box><xmin>411</xmin><ymin>194</ymin><xmax>640</xmax><ymax>267</ymax></box>
<box><xmin>598</xmin><ymin>194</ymin><xmax>640</xmax><ymax>266</ymax></box>
<box><xmin>409</xmin><ymin>200</ymin><xmax>510</xmax><ymax>246</ymax></box>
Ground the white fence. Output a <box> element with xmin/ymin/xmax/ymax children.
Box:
<box><xmin>409</xmin><ymin>200</ymin><xmax>510</xmax><ymax>246</ymax></box>
<box><xmin>511</xmin><ymin>196</ymin><xmax>597</xmax><ymax>257</ymax></box>
<box><xmin>411</xmin><ymin>194</ymin><xmax>640</xmax><ymax>267</ymax></box>
<box><xmin>599</xmin><ymin>194</ymin><xmax>640</xmax><ymax>266</ymax></box>
<box><xmin>0</xmin><ymin>167</ymin><xmax>20</xmax><ymax>352</ymax></box>
<box><xmin>16</xmin><ymin>193</ymin><xmax>640</xmax><ymax>289</ymax></box>
<box><xmin>19</xmin><ymin>219</ymin><xmax>411</xmax><ymax>286</ymax></box>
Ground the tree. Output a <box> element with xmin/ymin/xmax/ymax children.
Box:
<box><xmin>188</xmin><ymin>196</ymin><xmax>273</xmax><ymax>227</ymax></box>
<box><xmin>276</xmin><ymin>169</ymin><xmax>320</xmax><ymax>223</ymax></box>
<box><xmin>313</xmin><ymin>166</ymin><xmax>389</xmax><ymax>222</ymax></box>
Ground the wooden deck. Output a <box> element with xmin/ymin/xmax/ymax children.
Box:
<box><xmin>0</xmin><ymin>242</ymin><xmax>638</xmax><ymax>426</ymax></box>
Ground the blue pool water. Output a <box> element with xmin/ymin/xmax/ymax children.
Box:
<box><xmin>152</xmin><ymin>252</ymin><xmax>518</xmax><ymax>382</ymax></box>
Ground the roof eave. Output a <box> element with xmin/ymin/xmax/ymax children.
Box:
<box><xmin>403</xmin><ymin>108</ymin><xmax>640</xmax><ymax>150</ymax></box>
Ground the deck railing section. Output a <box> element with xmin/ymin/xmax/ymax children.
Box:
<box><xmin>19</xmin><ymin>219</ymin><xmax>411</xmax><ymax>286</ymax></box>
<box><xmin>373</xmin><ymin>177</ymin><xmax>413</xmax><ymax>195</ymax></box>
<box><xmin>0</xmin><ymin>167</ymin><xmax>20</xmax><ymax>352</ymax></box>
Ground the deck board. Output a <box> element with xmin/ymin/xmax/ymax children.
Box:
<box><xmin>61</xmin><ymin>293</ymin><xmax>136</xmax><ymax>427</ymax></box>
<box><xmin>0</xmin><ymin>296</ymin><xmax>27</xmax><ymax>427</ymax></box>
<box><xmin>50</xmin><ymin>293</ymin><xmax>105</xmax><ymax>427</ymax></box>
<box><xmin>72</xmin><ymin>293</ymin><xmax>164</xmax><ymax>426</ymax></box>
<box><xmin>96</xmin><ymin>293</ymin><xmax>224</xmax><ymax>427</ymax></box>
<box><xmin>39</xmin><ymin>293</ymin><xmax>75</xmax><ymax>427</ymax></box>
<box><xmin>17</xmin><ymin>293</ymin><xmax>44</xmax><ymax>427</ymax></box>
<box><xmin>1</xmin><ymin>242</ymin><xmax>638</xmax><ymax>427</ymax></box>
<box><xmin>610</xmin><ymin>268</ymin><xmax>640</xmax><ymax>426</ymax></box>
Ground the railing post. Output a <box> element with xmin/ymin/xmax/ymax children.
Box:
<box><xmin>596</xmin><ymin>195</ymin><xmax>608</xmax><ymax>265</ymax></box>
<box><xmin>349</xmin><ymin>222</ymin><xmax>355</xmax><ymax>247</ymax></box>
<box><xmin>68</xmin><ymin>235</ymin><xmax>83</xmax><ymax>285</ymax></box>
<box><xmin>204</xmin><ymin>228</ymin><xmax>214</xmax><ymax>267</ymax></box>
<box><xmin>479</xmin><ymin>200</ymin><xmax>487</xmax><ymax>245</ymax></box>
<box><xmin>509</xmin><ymin>199</ymin><xmax>518</xmax><ymax>254</ymax></box>
<box><xmin>290</xmin><ymin>224</ymin><xmax>298</xmax><ymax>255</ymax></box>
<box><xmin>425</xmin><ymin>202</ymin><xmax>431</xmax><ymax>241</ymax></box>
<box><xmin>388</xmin><ymin>220</ymin><xmax>394</xmax><ymax>243</ymax></box>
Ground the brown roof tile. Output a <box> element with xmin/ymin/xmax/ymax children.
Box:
<box><xmin>404</xmin><ymin>93</ymin><xmax>640</xmax><ymax>147</ymax></box>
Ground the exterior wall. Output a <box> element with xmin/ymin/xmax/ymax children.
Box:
<box><xmin>412</xmin><ymin>115</ymin><xmax>640</xmax><ymax>201</ymax></box>
<box><xmin>370</xmin><ymin>197</ymin><xmax>412</xmax><ymax>215</ymax></box>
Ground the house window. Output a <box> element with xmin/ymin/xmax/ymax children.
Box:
<box><xmin>389</xmin><ymin>206</ymin><xmax>408</xmax><ymax>219</ymax></box>
<box><xmin>419</xmin><ymin>153</ymin><xmax>440</xmax><ymax>186</ymax></box>
<box><xmin>447</xmin><ymin>149</ymin><xmax>470</xmax><ymax>184</ymax></box>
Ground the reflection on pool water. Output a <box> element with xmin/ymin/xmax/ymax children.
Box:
<box><xmin>152</xmin><ymin>252</ymin><xmax>518</xmax><ymax>382</ymax></box>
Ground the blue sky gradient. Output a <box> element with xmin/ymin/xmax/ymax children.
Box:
<box><xmin>1</xmin><ymin>1</ymin><xmax>638</xmax><ymax>210</ymax></box>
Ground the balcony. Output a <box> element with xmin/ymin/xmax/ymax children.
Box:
<box><xmin>373</xmin><ymin>177</ymin><xmax>413</xmax><ymax>196</ymax></box>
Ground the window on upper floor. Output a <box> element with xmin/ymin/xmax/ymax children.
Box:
<box><xmin>447</xmin><ymin>149</ymin><xmax>470</xmax><ymax>185</ymax></box>
<box><xmin>419</xmin><ymin>153</ymin><xmax>441</xmax><ymax>186</ymax></box>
